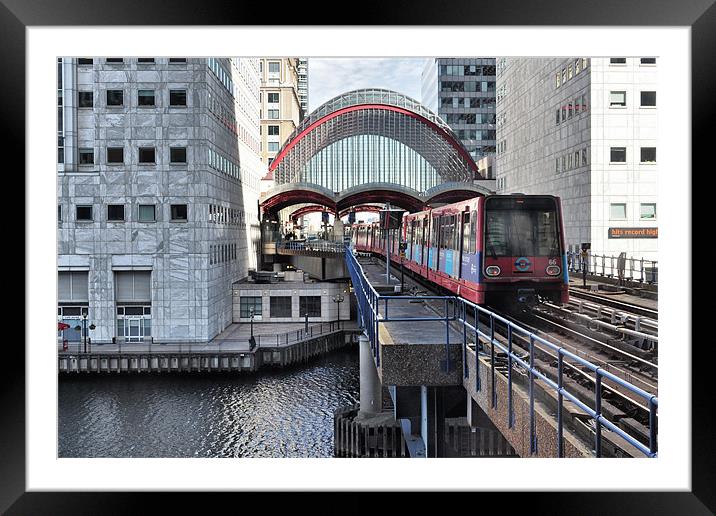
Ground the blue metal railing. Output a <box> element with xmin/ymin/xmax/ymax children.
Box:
<box><xmin>345</xmin><ymin>245</ymin><xmax>658</xmax><ymax>458</ymax></box>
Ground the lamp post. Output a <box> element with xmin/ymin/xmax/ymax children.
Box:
<box><xmin>73</xmin><ymin>312</ymin><xmax>96</xmax><ymax>353</ymax></box>
<box><xmin>332</xmin><ymin>292</ymin><xmax>345</xmax><ymax>323</ymax></box>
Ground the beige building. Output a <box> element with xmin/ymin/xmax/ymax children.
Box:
<box><xmin>259</xmin><ymin>58</ymin><xmax>303</xmax><ymax>167</ymax></box>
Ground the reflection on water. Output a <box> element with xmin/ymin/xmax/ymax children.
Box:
<box><xmin>58</xmin><ymin>349</ymin><xmax>358</xmax><ymax>458</ymax></box>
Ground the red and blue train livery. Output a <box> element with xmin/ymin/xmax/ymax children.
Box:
<box><xmin>351</xmin><ymin>194</ymin><xmax>569</xmax><ymax>306</ymax></box>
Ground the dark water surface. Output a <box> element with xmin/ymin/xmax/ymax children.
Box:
<box><xmin>58</xmin><ymin>349</ymin><xmax>358</xmax><ymax>457</ymax></box>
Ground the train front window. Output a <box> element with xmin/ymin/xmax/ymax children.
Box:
<box><xmin>484</xmin><ymin>198</ymin><xmax>560</xmax><ymax>257</ymax></box>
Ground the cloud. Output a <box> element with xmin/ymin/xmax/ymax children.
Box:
<box><xmin>307</xmin><ymin>58</ymin><xmax>428</xmax><ymax>111</ymax></box>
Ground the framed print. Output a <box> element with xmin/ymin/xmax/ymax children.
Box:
<box><xmin>4</xmin><ymin>0</ymin><xmax>712</xmax><ymax>512</ymax></box>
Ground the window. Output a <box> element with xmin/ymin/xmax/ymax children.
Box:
<box><xmin>268</xmin><ymin>142</ymin><xmax>279</xmax><ymax>152</ymax></box>
<box><xmin>556</xmin><ymin>109</ymin><xmax>560</xmax><ymax>125</ymax></box>
<box><xmin>107</xmin><ymin>204</ymin><xmax>125</xmax><ymax>221</ymax></box>
<box><xmin>268</xmin><ymin>62</ymin><xmax>280</xmax><ymax>73</ymax></box>
<box><xmin>77</xmin><ymin>58</ymin><xmax>93</xmax><ymax>65</ymax></box>
<box><xmin>169</xmin><ymin>89</ymin><xmax>187</xmax><ymax>106</ymax></box>
<box><xmin>568</xmin><ymin>64</ymin><xmax>573</xmax><ymax>79</ymax></box>
<box><xmin>610</xmin><ymin>57</ymin><xmax>627</xmax><ymax>64</ymax></box>
<box><xmin>640</xmin><ymin>57</ymin><xmax>656</xmax><ymax>65</ymax></box>
<box><xmin>267</xmin><ymin>92</ymin><xmax>279</xmax><ymax>103</ymax></box>
<box><xmin>582</xmin><ymin>148</ymin><xmax>588</xmax><ymax>166</ymax></box>
<box><xmin>555</xmin><ymin>72</ymin><xmax>561</xmax><ymax>88</ymax></box>
<box><xmin>107</xmin><ymin>147</ymin><xmax>124</xmax><ymax>163</ymax></box>
<box><xmin>640</xmin><ymin>147</ymin><xmax>657</xmax><ymax>163</ymax></box>
<box><xmin>137</xmin><ymin>58</ymin><xmax>155</xmax><ymax>63</ymax></box>
<box><xmin>610</xmin><ymin>203</ymin><xmax>627</xmax><ymax>220</ymax></box>
<box><xmin>299</xmin><ymin>296</ymin><xmax>321</xmax><ymax>317</ymax></box>
<box><xmin>169</xmin><ymin>58</ymin><xmax>187</xmax><ymax>63</ymax></box>
<box><xmin>268</xmin><ymin>125</ymin><xmax>279</xmax><ymax>135</ymax></box>
<box><xmin>78</xmin><ymin>91</ymin><xmax>93</xmax><ymax>108</ymax></box>
<box><xmin>270</xmin><ymin>296</ymin><xmax>292</xmax><ymax>318</ymax></box>
<box><xmin>76</xmin><ymin>205</ymin><xmax>93</xmax><ymax>221</ymax></box>
<box><xmin>240</xmin><ymin>297</ymin><xmax>262</xmax><ymax>318</ymax></box>
<box><xmin>106</xmin><ymin>89</ymin><xmax>123</xmax><ymax>106</ymax></box>
<box><xmin>106</xmin><ymin>58</ymin><xmax>123</xmax><ymax>63</ymax></box>
<box><xmin>138</xmin><ymin>89</ymin><xmax>155</xmax><ymax>106</ymax></box>
<box><xmin>79</xmin><ymin>148</ymin><xmax>94</xmax><ymax>165</ymax></box>
<box><xmin>170</xmin><ymin>147</ymin><xmax>187</xmax><ymax>163</ymax></box>
<box><xmin>582</xmin><ymin>94</ymin><xmax>588</xmax><ymax>112</ymax></box>
<box><xmin>170</xmin><ymin>204</ymin><xmax>187</xmax><ymax>221</ymax></box>
<box><xmin>640</xmin><ymin>203</ymin><xmax>657</xmax><ymax>219</ymax></box>
<box><xmin>609</xmin><ymin>91</ymin><xmax>626</xmax><ymax>107</ymax></box>
<box><xmin>138</xmin><ymin>147</ymin><xmax>156</xmax><ymax>163</ymax></box>
<box><xmin>138</xmin><ymin>204</ymin><xmax>156</xmax><ymax>222</ymax></box>
<box><xmin>267</xmin><ymin>109</ymin><xmax>279</xmax><ymax>119</ymax></box>
<box><xmin>640</xmin><ymin>91</ymin><xmax>656</xmax><ymax>107</ymax></box>
<box><xmin>610</xmin><ymin>147</ymin><xmax>627</xmax><ymax>163</ymax></box>
<box><xmin>574</xmin><ymin>97</ymin><xmax>580</xmax><ymax>115</ymax></box>
<box><xmin>567</xmin><ymin>102</ymin><xmax>573</xmax><ymax>118</ymax></box>
<box><xmin>58</xmin><ymin>205</ymin><xmax>62</xmax><ymax>222</ymax></box>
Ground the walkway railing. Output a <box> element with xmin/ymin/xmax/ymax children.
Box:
<box><xmin>567</xmin><ymin>251</ymin><xmax>658</xmax><ymax>285</ymax></box>
<box><xmin>345</xmin><ymin>245</ymin><xmax>658</xmax><ymax>458</ymax></box>
<box><xmin>276</xmin><ymin>240</ymin><xmax>345</xmax><ymax>254</ymax></box>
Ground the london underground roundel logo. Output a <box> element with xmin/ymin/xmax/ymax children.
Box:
<box><xmin>515</xmin><ymin>257</ymin><xmax>531</xmax><ymax>271</ymax></box>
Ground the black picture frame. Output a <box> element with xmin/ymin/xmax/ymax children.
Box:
<box><xmin>4</xmin><ymin>0</ymin><xmax>710</xmax><ymax>512</ymax></box>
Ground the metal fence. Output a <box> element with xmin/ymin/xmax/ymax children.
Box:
<box><xmin>345</xmin><ymin>245</ymin><xmax>658</xmax><ymax>458</ymax></box>
<box><xmin>567</xmin><ymin>250</ymin><xmax>658</xmax><ymax>285</ymax></box>
<box><xmin>276</xmin><ymin>240</ymin><xmax>345</xmax><ymax>254</ymax></box>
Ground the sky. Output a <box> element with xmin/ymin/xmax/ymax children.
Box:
<box><xmin>307</xmin><ymin>58</ymin><xmax>427</xmax><ymax>111</ymax></box>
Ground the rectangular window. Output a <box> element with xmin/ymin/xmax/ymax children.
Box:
<box><xmin>268</xmin><ymin>109</ymin><xmax>279</xmax><ymax>119</ymax></box>
<box><xmin>609</xmin><ymin>91</ymin><xmax>626</xmax><ymax>107</ymax></box>
<box><xmin>267</xmin><ymin>92</ymin><xmax>279</xmax><ymax>103</ymax></box>
<box><xmin>79</xmin><ymin>148</ymin><xmax>94</xmax><ymax>165</ymax></box>
<box><xmin>170</xmin><ymin>147</ymin><xmax>187</xmax><ymax>163</ymax></box>
<box><xmin>640</xmin><ymin>91</ymin><xmax>656</xmax><ymax>107</ymax></box>
<box><xmin>106</xmin><ymin>89</ymin><xmax>123</xmax><ymax>106</ymax></box>
<box><xmin>239</xmin><ymin>296</ymin><xmax>262</xmax><ymax>318</ymax></box>
<box><xmin>138</xmin><ymin>147</ymin><xmax>156</xmax><ymax>163</ymax></box>
<box><xmin>610</xmin><ymin>57</ymin><xmax>627</xmax><ymax>64</ymax></box>
<box><xmin>640</xmin><ymin>147</ymin><xmax>657</xmax><ymax>163</ymax></box>
<box><xmin>640</xmin><ymin>57</ymin><xmax>657</xmax><ymax>65</ymax></box>
<box><xmin>610</xmin><ymin>147</ymin><xmax>627</xmax><ymax>163</ymax></box>
<box><xmin>610</xmin><ymin>203</ymin><xmax>627</xmax><ymax>220</ymax></box>
<box><xmin>270</xmin><ymin>296</ymin><xmax>292</xmax><ymax>318</ymax></box>
<box><xmin>76</xmin><ymin>205</ymin><xmax>93</xmax><ymax>221</ymax></box>
<box><xmin>138</xmin><ymin>204</ymin><xmax>156</xmax><ymax>222</ymax></box>
<box><xmin>77</xmin><ymin>58</ymin><xmax>93</xmax><ymax>65</ymax></box>
<box><xmin>169</xmin><ymin>58</ymin><xmax>187</xmax><ymax>63</ymax></box>
<box><xmin>268</xmin><ymin>125</ymin><xmax>279</xmax><ymax>135</ymax></box>
<box><xmin>106</xmin><ymin>58</ymin><xmax>123</xmax><ymax>63</ymax></box>
<box><xmin>581</xmin><ymin>94</ymin><xmax>588</xmax><ymax>112</ymax></box>
<box><xmin>138</xmin><ymin>89</ymin><xmax>155</xmax><ymax>106</ymax></box>
<box><xmin>170</xmin><ymin>204</ymin><xmax>187</xmax><ymax>221</ymax></box>
<box><xmin>582</xmin><ymin>148</ymin><xmax>588</xmax><ymax>166</ymax></box>
<box><xmin>268</xmin><ymin>62</ymin><xmax>280</xmax><ymax>73</ymax></box>
<box><xmin>58</xmin><ymin>205</ymin><xmax>62</xmax><ymax>222</ymax></box>
<box><xmin>268</xmin><ymin>142</ymin><xmax>279</xmax><ymax>152</ymax></box>
<box><xmin>574</xmin><ymin>97</ymin><xmax>580</xmax><ymax>115</ymax></box>
<box><xmin>567</xmin><ymin>102</ymin><xmax>573</xmax><ymax>118</ymax></box>
<box><xmin>640</xmin><ymin>203</ymin><xmax>657</xmax><ymax>219</ymax></box>
<box><xmin>169</xmin><ymin>89</ymin><xmax>187</xmax><ymax>106</ymax></box>
<box><xmin>137</xmin><ymin>58</ymin><xmax>155</xmax><ymax>63</ymax></box>
<box><xmin>107</xmin><ymin>147</ymin><xmax>124</xmax><ymax>163</ymax></box>
<box><xmin>568</xmin><ymin>64</ymin><xmax>573</xmax><ymax>79</ymax></box>
<box><xmin>78</xmin><ymin>91</ymin><xmax>93</xmax><ymax>108</ymax></box>
<box><xmin>108</xmin><ymin>204</ymin><xmax>125</xmax><ymax>221</ymax></box>
<box><xmin>299</xmin><ymin>296</ymin><xmax>321</xmax><ymax>317</ymax></box>
<box><xmin>556</xmin><ymin>109</ymin><xmax>560</xmax><ymax>125</ymax></box>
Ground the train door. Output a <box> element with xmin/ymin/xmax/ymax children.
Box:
<box><xmin>459</xmin><ymin>211</ymin><xmax>470</xmax><ymax>278</ymax></box>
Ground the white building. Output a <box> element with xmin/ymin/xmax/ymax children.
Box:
<box><xmin>495</xmin><ymin>57</ymin><xmax>658</xmax><ymax>261</ymax></box>
<box><xmin>57</xmin><ymin>57</ymin><xmax>265</xmax><ymax>344</ymax></box>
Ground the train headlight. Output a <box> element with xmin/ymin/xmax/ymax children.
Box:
<box><xmin>546</xmin><ymin>265</ymin><xmax>561</xmax><ymax>276</ymax></box>
<box><xmin>485</xmin><ymin>265</ymin><xmax>501</xmax><ymax>277</ymax></box>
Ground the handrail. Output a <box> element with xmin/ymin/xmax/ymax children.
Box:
<box><xmin>567</xmin><ymin>250</ymin><xmax>658</xmax><ymax>285</ymax></box>
<box><xmin>345</xmin><ymin>244</ymin><xmax>658</xmax><ymax>458</ymax></box>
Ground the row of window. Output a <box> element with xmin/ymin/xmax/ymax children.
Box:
<box><xmin>609</xmin><ymin>57</ymin><xmax>656</xmax><ymax>65</ymax></box>
<box><xmin>77</xmin><ymin>89</ymin><xmax>187</xmax><ymax>108</ymax></box>
<box><xmin>61</xmin><ymin>203</ymin><xmax>187</xmax><ymax>223</ymax></box>
<box><xmin>77</xmin><ymin>58</ymin><xmax>187</xmax><ymax>66</ymax></box>
<box><xmin>555</xmin><ymin>58</ymin><xmax>589</xmax><ymax>88</ymax></box>
<box><xmin>497</xmin><ymin>140</ymin><xmax>507</xmax><ymax>154</ymax></box>
<box><xmin>209</xmin><ymin>243</ymin><xmax>237</xmax><ymax>266</ymax></box>
<box><xmin>610</xmin><ymin>203</ymin><xmax>657</xmax><ymax>220</ymax></box>
<box><xmin>238</xmin><ymin>296</ymin><xmax>322</xmax><ymax>318</ymax></box>
<box><xmin>207</xmin><ymin>91</ymin><xmax>260</xmax><ymax>155</ymax></box>
<box><xmin>76</xmin><ymin>146</ymin><xmax>187</xmax><ymax>166</ymax></box>
<box><xmin>440</xmin><ymin>64</ymin><xmax>496</xmax><ymax>77</ymax></box>
<box><xmin>609</xmin><ymin>90</ymin><xmax>656</xmax><ymax>108</ymax></box>
<box><xmin>207</xmin><ymin>58</ymin><xmax>235</xmax><ymax>98</ymax></box>
<box><xmin>207</xmin><ymin>148</ymin><xmax>241</xmax><ymax>180</ymax></box>
<box><xmin>208</xmin><ymin>204</ymin><xmax>246</xmax><ymax>226</ymax></box>
<box><xmin>443</xmin><ymin>113</ymin><xmax>496</xmax><ymax>125</ymax></box>
<box><xmin>609</xmin><ymin>146</ymin><xmax>656</xmax><ymax>163</ymax></box>
<box><xmin>439</xmin><ymin>96</ymin><xmax>496</xmax><ymax>110</ymax></box>
<box><xmin>555</xmin><ymin>94</ymin><xmax>588</xmax><ymax>125</ymax></box>
<box><xmin>440</xmin><ymin>80</ymin><xmax>496</xmax><ymax>93</ymax></box>
<box><xmin>556</xmin><ymin>147</ymin><xmax>589</xmax><ymax>173</ymax></box>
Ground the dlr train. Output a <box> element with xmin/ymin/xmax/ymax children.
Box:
<box><xmin>350</xmin><ymin>194</ymin><xmax>569</xmax><ymax>306</ymax></box>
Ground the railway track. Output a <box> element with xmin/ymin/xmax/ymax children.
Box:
<box><xmin>569</xmin><ymin>288</ymin><xmax>658</xmax><ymax>320</ymax></box>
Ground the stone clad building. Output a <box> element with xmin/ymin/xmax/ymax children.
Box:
<box><xmin>57</xmin><ymin>57</ymin><xmax>265</xmax><ymax>344</ymax></box>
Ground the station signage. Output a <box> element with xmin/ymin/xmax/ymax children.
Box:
<box><xmin>608</xmin><ymin>227</ymin><xmax>658</xmax><ymax>239</ymax></box>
